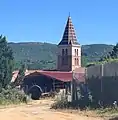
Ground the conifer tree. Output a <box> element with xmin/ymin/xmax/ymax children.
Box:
<box><xmin>0</xmin><ymin>35</ymin><xmax>14</xmax><ymax>88</ymax></box>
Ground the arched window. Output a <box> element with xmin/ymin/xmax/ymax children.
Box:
<box><xmin>77</xmin><ymin>58</ymin><xmax>79</xmax><ymax>65</ymax></box>
<box><xmin>62</xmin><ymin>49</ymin><xmax>64</xmax><ymax>56</ymax></box>
<box><xmin>77</xmin><ymin>49</ymin><xmax>78</xmax><ymax>56</ymax></box>
<box><xmin>65</xmin><ymin>49</ymin><xmax>68</xmax><ymax>65</ymax></box>
<box><xmin>75</xmin><ymin>49</ymin><xmax>76</xmax><ymax>56</ymax></box>
<box><xmin>65</xmin><ymin>48</ymin><xmax>68</xmax><ymax>55</ymax></box>
<box><xmin>75</xmin><ymin>58</ymin><xmax>76</xmax><ymax>65</ymax></box>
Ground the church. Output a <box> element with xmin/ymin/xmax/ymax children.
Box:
<box><xmin>57</xmin><ymin>15</ymin><xmax>81</xmax><ymax>71</ymax></box>
<box><xmin>12</xmin><ymin>16</ymin><xmax>85</xmax><ymax>99</ymax></box>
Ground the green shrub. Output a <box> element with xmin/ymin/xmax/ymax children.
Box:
<box><xmin>87</xmin><ymin>58</ymin><xmax>118</xmax><ymax>67</ymax></box>
<box><xmin>0</xmin><ymin>86</ymin><xmax>30</xmax><ymax>105</ymax></box>
<box><xmin>51</xmin><ymin>98</ymin><xmax>82</xmax><ymax>109</ymax></box>
<box><xmin>51</xmin><ymin>98</ymin><xmax>70</xmax><ymax>109</ymax></box>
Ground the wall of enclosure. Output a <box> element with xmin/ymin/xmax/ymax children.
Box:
<box><xmin>86</xmin><ymin>62</ymin><xmax>118</xmax><ymax>106</ymax></box>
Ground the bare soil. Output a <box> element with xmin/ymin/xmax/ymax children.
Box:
<box><xmin>0</xmin><ymin>99</ymin><xmax>104</xmax><ymax>120</ymax></box>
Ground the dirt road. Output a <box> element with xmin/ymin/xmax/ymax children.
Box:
<box><xmin>0</xmin><ymin>99</ymin><xmax>103</xmax><ymax>120</ymax></box>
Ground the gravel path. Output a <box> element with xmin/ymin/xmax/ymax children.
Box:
<box><xmin>0</xmin><ymin>99</ymin><xmax>103</xmax><ymax>120</ymax></box>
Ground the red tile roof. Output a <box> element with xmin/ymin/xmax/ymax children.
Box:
<box><xmin>39</xmin><ymin>71</ymin><xmax>72</xmax><ymax>82</ymax></box>
<box><xmin>12</xmin><ymin>68</ymin><xmax>85</xmax><ymax>83</ymax></box>
<box><xmin>37</xmin><ymin>71</ymin><xmax>85</xmax><ymax>82</ymax></box>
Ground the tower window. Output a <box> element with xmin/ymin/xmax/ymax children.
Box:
<box><xmin>75</xmin><ymin>49</ymin><xmax>76</xmax><ymax>56</ymax></box>
<box><xmin>77</xmin><ymin>49</ymin><xmax>78</xmax><ymax>56</ymax></box>
<box><xmin>62</xmin><ymin>49</ymin><xmax>64</xmax><ymax>56</ymax></box>
<box><xmin>77</xmin><ymin>58</ymin><xmax>79</xmax><ymax>65</ymax></box>
<box><xmin>65</xmin><ymin>49</ymin><xmax>68</xmax><ymax>55</ymax></box>
<box><xmin>75</xmin><ymin>58</ymin><xmax>76</xmax><ymax>65</ymax></box>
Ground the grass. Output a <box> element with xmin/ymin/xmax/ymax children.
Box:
<box><xmin>96</xmin><ymin>107</ymin><xmax>118</xmax><ymax>118</ymax></box>
<box><xmin>0</xmin><ymin>87</ymin><xmax>31</xmax><ymax>106</ymax></box>
<box><xmin>51</xmin><ymin>98</ymin><xmax>118</xmax><ymax>120</ymax></box>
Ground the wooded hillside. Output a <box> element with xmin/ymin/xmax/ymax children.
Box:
<box><xmin>9</xmin><ymin>42</ymin><xmax>113</xmax><ymax>70</ymax></box>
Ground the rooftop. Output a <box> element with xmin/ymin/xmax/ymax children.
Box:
<box><xmin>12</xmin><ymin>68</ymin><xmax>85</xmax><ymax>83</ymax></box>
<box><xmin>58</xmin><ymin>16</ymin><xmax>80</xmax><ymax>45</ymax></box>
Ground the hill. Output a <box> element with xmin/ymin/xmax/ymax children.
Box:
<box><xmin>8</xmin><ymin>42</ymin><xmax>113</xmax><ymax>70</ymax></box>
<box><xmin>82</xmin><ymin>44</ymin><xmax>114</xmax><ymax>62</ymax></box>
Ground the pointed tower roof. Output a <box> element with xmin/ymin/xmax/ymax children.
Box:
<box><xmin>58</xmin><ymin>16</ymin><xmax>79</xmax><ymax>45</ymax></box>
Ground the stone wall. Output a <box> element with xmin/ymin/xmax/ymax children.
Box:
<box><xmin>86</xmin><ymin>62</ymin><xmax>118</xmax><ymax>78</ymax></box>
<box><xmin>86</xmin><ymin>64</ymin><xmax>102</xmax><ymax>78</ymax></box>
<box><xmin>86</xmin><ymin>62</ymin><xmax>118</xmax><ymax>106</ymax></box>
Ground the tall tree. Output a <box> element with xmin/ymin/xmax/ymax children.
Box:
<box><xmin>14</xmin><ymin>63</ymin><xmax>26</xmax><ymax>87</ymax></box>
<box><xmin>112</xmin><ymin>43</ymin><xmax>118</xmax><ymax>58</ymax></box>
<box><xmin>107</xmin><ymin>43</ymin><xmax>118</xmax><ymax>59</ymax></box>
<box><xmin>0</xmin><ymin>35</ymin><xmax>14</xmax><ymax>88</ymax></box>
<box><xmin>99</xmin><ymin>43</ymin><xmax>118</xmax><ymax>61</ymax></box>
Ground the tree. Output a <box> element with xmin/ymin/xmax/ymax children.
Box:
<box><xmin>81</xmin><ymin>56</ymin><xmax>88</xmax><ymax>67</ymax></box>
<box><xmin>99</xmin><ymin>43</ymin><xmax>118</xmax><ymax>61</ymax></box>
<box><xmin>0</xmin><ymin>35</ymin><xmax>14</xmax><ymax>88</ymax></box>
<box><xmin>14</xmin><ymin>63</ymin><xmax>26</xmax><ymax>87</ymax></box>
<box><xmin>111</xmin><ymin>43</ymin><xmax>118</xmax><ymax>58</ymax></box>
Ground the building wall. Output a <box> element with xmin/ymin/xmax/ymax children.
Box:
<box><xmin>22</xmin><ymin>74</ymin><xmax>69</xmax><ymax>93</ymax></box>
<box><xmin>86</xmin><ymin>62</ymin><xmax>118</xmax><ymax>106</ymax></box>
<box><xmin>86</xmin><ymin>62</ymin><xmax>118</xmax><ymax>78</ymax></box>
<box><xmin>57</xmin><ymin>45</ymin><xmax>72</xmax><ymax>71</ymax></box>
<box><xmin>71</xmin><ymin>45</ymin><xmax>81</xmax><ymax>71</ymax></box>
<box><xmin>57</xmin><ymin>44</ymin><xmax>81</xmax><ymax>71</ymax></box>
<box><xmin>86</xmin><ymin>64</ymin><xmax>102</xmax><ymax>78</ymax></box>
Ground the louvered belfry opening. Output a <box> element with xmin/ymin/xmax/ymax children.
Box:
<box><xmin>59</xmin><ymin>16</ymin><xmax>79</xmax><ymax>45</ymax></box>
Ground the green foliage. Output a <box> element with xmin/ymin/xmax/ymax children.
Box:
<box><xmin>81</xmin><ymin>56</ymin><xmax>88</xmax><ymax>67</ymax></box>
<box><xmin>9</xmin><ymin>42</ymin><xmax>57</xmax><ymax>70</ymax></box>
<box><xmin>109</xmin><ymin>43</ymin><xmax>118</xmax><ymax>59</ymax></box>
<box><xmin>0</xmin><ymin>35</ymin><xmax>29</xmax><ymax>105</ymax></box>
<box><xmin>13</xmin><ymin>63</ymin><xmax>26</xmax><ymax>86</ymax></box>
<box><xmin>51</xmin><ymin>83</ymin><xmax>92</xmax><ymax>110</ymax></box>
<box><xmin>0</xmin><ymin>35</ymin><xmax>14</xmax><ymax>88</ymax></box>
<box><xmin>82</xmin><ymin>44</ymin><xmax>113</xmax><ymax>62</ymax></box>
<box><xmin>97</xmin><ymin>107</ymin><xmax>118</xmax><ymax>115</ymax></box>
<box><xmin>99</xmin><ymin>43</ymin><xmax>118</xmax><ymax>62</ymax></box>
<box><xmin>51</xmin><ymin>98</ymin><xmax>70</xmax><ymax>109</ymax></box>
<box><xmin>0</xmin><ymin>86</ymin><xmax>29</xmax><ymax>105</ymax></box>
<box><xmin>87</xmin><ymin>58</ymin><xmax>118</xmax><ymax>67</ymax></box>
<box><xmin>8</xmin><ymin>42</ymin><xmax>113</xmax><ymax>69</ymax></box>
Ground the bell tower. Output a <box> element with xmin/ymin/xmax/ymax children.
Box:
<box><xmin>57</xmin><ymin>16</ymin><xmax>81</xmax><ymax>71</ymax></box>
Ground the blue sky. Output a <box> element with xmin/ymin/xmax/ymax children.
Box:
<box><xmin>0</xmin><ymin>0</ymin><xmax>118</xmax><ymax>45</ymax></box>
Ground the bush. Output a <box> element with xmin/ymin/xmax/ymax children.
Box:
<box><xmin>51</xmin><ymin>94</ymin><xmax>93</xmax><ymax>110</ymax></box>
<box><xmin>51</xmin><ymin>98</ymin><xmax>83</xmax><ymax>109</ymax></box>
<box><xmin>0</xmin><ymin>86</ymin><xmax>30</xmax><ymax>105</ymax></box>
<box><xmin>51</xmin><ymin>98</ymin><xmax>71</xmax><ymax>109</ymax></box>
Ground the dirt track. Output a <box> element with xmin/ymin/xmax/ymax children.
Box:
<box><xmin>0</xmin><ymin>99</ymin><xmax>103</xmax><ymax>120</ymax></box>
